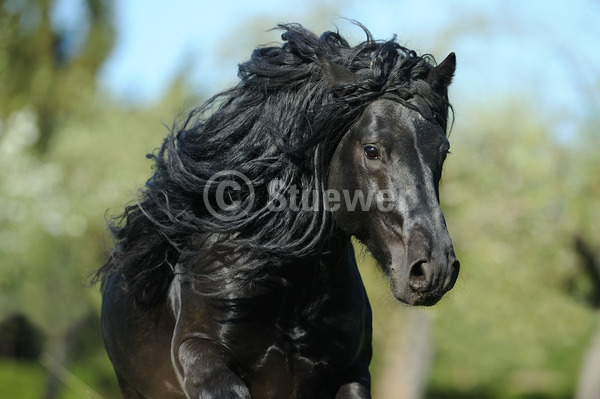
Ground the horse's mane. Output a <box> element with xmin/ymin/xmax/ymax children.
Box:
<box><xmin>95</xmin><ymin>23</ymin><xmax>452</xmax><ymax>306</ymax></box>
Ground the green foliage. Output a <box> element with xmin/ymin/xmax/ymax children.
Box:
<box><xmin>0</xmin><ymin>0</ymin><xmax>115</xmax><ymax>152</ymax></box>
<box><xmin>0</xmin><ymin>80</ymin><xmax>192</xmax><ymax>397</ymax></box>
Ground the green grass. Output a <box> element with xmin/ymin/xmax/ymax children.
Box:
<box><xmin>0</xmin><ymin>359</ymin><xmax>46</xmax><ymax>398</ymax></box>
<box><xmin>0</xmin><ymin>348</ymin><xmax>119</xmax><ymax>399</ymax></box>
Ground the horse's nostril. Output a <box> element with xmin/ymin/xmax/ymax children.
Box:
<box><xmin>409</xmin><ymin>261</ymin><xmax>429</xmax><ymax>291</ymax></box>
<box><xmin>410</xmin><ymin>262</ymin><xmax>425</xmax><ymax>277</ymax></box>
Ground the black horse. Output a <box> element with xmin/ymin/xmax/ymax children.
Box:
<box><xmin>96</xmin><ymin>23</ymin><xmax>459</xmax><ymax>399</ymax></box>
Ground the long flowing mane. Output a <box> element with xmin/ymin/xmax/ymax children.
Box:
<box><xmin>95</xmin><ymin>23</ymin><xmax>452</xmax><ymax>306</ymax></box>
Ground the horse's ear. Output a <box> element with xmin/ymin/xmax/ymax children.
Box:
<box><xmin>427</xmin><ymin>52</ymin><xmax>456</xmax><ymax>94</ymax></box>
<box><xmin>318</xmin><ymin>55</ymin><xmax>357</xmax><ymax>90</ymax></box>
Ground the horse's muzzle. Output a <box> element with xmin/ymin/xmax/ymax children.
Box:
<box><xmin>390</xmin><ymin>256</ymin><xmax>460</xmax><ymax>306</ymax></box>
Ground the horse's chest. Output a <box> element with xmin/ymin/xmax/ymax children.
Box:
<box><xmin>232</xmin><ymin>271</ymin><xmax>369</xmax><ymax>394</ymax></box>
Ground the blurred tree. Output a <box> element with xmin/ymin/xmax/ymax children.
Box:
<box><xmin>0</xmin><ymin>313</ymin><xmax>45</xmax><ymax>360</ymax></box>
<box><xmin>0</xmin><ymin>0</ymin><xmax>115</xmax><ymax>153</ymax></box>
<box><xmin>571</xmin><ymin>235</ymin><xmax>600</xmax><ymax>307</ymax></box>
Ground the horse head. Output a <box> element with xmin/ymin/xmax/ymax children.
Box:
<box><xmin>327</xmin><ymin>53</ymin><xmax>460</xmax><ymax>306</ymax></box>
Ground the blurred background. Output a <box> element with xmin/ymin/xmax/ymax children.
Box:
<box><xmin>1</xmin><ymin>0</ymin><xmax>599</xmax><ymax>398</ymax></box>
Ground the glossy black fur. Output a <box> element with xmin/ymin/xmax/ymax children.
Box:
<box><xmin>96</xmin><ymin>23</ymin><xmax>459</xmax><ymax>398</ymax></box>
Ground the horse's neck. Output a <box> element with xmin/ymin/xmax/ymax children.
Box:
<box><xmin>181</xmin><ymin>230</ymin><xmax>353</xmax><ymax>288</ymax></box>
<box><xmin>316</xmin><ymin>228</ymin><xmax>354</xmax><ymax>281</ymax></box>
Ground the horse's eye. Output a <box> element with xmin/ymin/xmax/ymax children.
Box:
<box><xmin>364</xmin><ymin>145</ymin><xmax>380</xmax><ymax>160</ymax></box>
